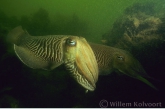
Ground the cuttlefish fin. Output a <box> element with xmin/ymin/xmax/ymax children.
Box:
<box><xmin>14</xmin><ymin>45</ymin><xmax>58</xmax><ymax>70</ymax></box>
<box><xmin>7</xmin><ymin>26</ymin><xmax>63</xmax><ymax>70</ymax></box>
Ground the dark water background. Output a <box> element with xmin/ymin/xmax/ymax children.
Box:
<box><xmin>0</xmin><ymin>0</ymin><xmax>165</xmax><ymax>108</ymax></box>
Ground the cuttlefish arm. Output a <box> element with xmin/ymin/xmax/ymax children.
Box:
<box><xmin>7</xmin><ymin>26</ymin><xmax>98</xmax><ymax>91</ymax></box>
<box><xmin>89</xmin><ymin>43</ymin><xmax>157</xmax><ymax>90</ymax></box>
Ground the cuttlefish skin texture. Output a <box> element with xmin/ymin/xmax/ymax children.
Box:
<box><xmin>7</xmin><ymin>26</ymin><xmax>98</xmax><ymax>91</ymax></box>
<box><xmin>89</xmin><ymin>43</ymin><xmax>157</xmax><ymax>90</ymax></box>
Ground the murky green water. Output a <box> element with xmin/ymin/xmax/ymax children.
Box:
<box><xmin>0</xmin><ymin>0</ymin><xmax>165</xmax><ymax>108</ymax></box>
<box><xmin>0</xmin><ymin>0</ymin><xmax>161</xmax><ymax>43</ymax></box>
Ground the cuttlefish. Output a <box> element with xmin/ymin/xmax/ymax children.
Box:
<box><xmin>7</xmin><ymin>26</ymin><xmax>157</xmax><ymax>92</ymax></box>
<box><xmin>7</xmin><ymin>26</ymin><xmax>98</xmax><ymax>92</ymax></box>
<box><xmin>89</xmin><ymin>43</ymin><xmax>157</xmax><ymax>90</ymax></box>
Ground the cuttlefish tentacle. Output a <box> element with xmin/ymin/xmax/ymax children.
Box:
<box><xmin>7</xmin><ymin>26</ymin><xmax>98</xmax><ymax>91</ymax></box>
<box><xmin>89</xmin><ymin>43</ymin><xmax>157</xmax><ymax>90</ymax></box>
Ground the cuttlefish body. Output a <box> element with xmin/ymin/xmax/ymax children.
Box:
<box><xmin>90</xmin><ymin>43</ymin><xmax>157</xmax><ymax>90</ymax></box>
<box><xmin>7</xmin><ymin>26</ymin><xmax>98</xmax><ymax>91</ymax></box>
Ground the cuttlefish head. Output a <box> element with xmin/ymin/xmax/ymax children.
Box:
<box><xmin>63</xmin><ymin>36</ymin><xmax>98</xmax><ymax>91</ymax></box>
<box><xmin>113</xmin><ymin>50</ymin><xmax>145</xmax><ymax>77</ymax></box>
<box><xmin>112</xmin><ymin>49</ymin><xmax>157</xmax><ymax>90</ymax></box>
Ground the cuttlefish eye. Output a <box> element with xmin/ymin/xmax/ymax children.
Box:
<box><xmin>117</xmin><ymin>56</ymin><xmax>124</xmax><ymax>61</ymax></box>
<box><xmin>66</xmin><ymin>38</ymin><xmax>76</xmax><ymax>46</ymax></box>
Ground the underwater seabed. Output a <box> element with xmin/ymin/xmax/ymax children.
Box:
<box><xmin>0</xmin><ymin>57</ymin><xmax>164</xmax><ymax>108</ymax></box>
